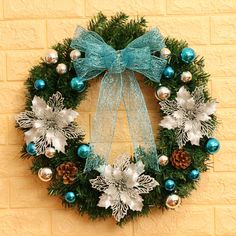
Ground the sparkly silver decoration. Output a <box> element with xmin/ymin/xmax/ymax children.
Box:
<box><xmin>158</xmin><ymin>155</ymin><xmax>169</xmax><ymax>166</ymax></box>
<box><xmin>45</xmin><ymin>147</ymin><xmax>56</xmax><ymax>158</ymax></box>
<box><xmin>56</xmin><ymin>63</ymin><xmax>67</xmax><ymax>74</ymax></box>
<box><xmin>160</xmin><ymin>86</ymin><xmax>216</xmax><ymax>148</ymax></box>
<box><xmin>181</xmin><ymin>71</ymin><xmax>192</xmax><ymax>83</ymax></box>
<box><xmin>70</xmin><ymin>49</ymin><xmax>81</xmax><ymax>61</ymax></box>
<box><xmin>166</xmin><ymin>194</ymin><xmax>181</xmax><ymax>209</ymax></box>
<box><xmin>38</xmin><ymin>167</ymin><xmax>53</xmax><ymax>182</ymax></box>
<box><xmin>160</xmin><ymin>47</ymin><xmax>171</xmax><ymax>59</ymax></box>
<box><xmin>155</xmin><ymin>86</ymin><xmax>171</xmax><ymax>101</ymax></box>
<box><xmin>90</xmin><ymin>153</ymin><xmax>159</xmax><ymax>222</ymax></box>
<box><xmin>16</xmin><ymin>91</ymin><xmax>83</xmax><ymax>155</ymax></box>
<box><xmin>45</xmin><ymin>49</ymin><xmax>58</xmax><ymax>64</ymax></box>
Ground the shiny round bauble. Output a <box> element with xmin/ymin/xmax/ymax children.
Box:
<box><xmin>160</xmin><ymin>47</ymin><xmax>171</xmax><ymax>59</ymax></box>
<box><xmin>38</xmin><ymin>167</ymin><xmax>53</xmax><ymax>182</ymax></box>
<box><xmin>181</xmin><ymin>71</ymin><xmax>192</xmax><ymax>83</ymax></box>
<box><xmin>56</xmin><ymin>63</ymin><xmax>67</xmax><ymax>74</ymax></box>
<box><xmin>45</xmin><ymin>49</ymin><xmax>58</xmax><ymax>64</ymax></box>
<box><xmin>45</xmin><ymin>147</ymin><xmax>56</xmax><ymax>159</ymax></box>
<box><xmin>189</xmin><ymin>169</ymin><xmax>200</xmax><ymax>181</ymax></box>
<box><xmin>65</xmin><ymin>191</ymin><xmax>76</xmax><ymax>203</ymax></box>
<box><xmin>77</xmin><ymin>144</ymin><xmax>91</xmax><ymax>159</ymax></box>
<box><xmin>155</xmin><ymin>86</ymin><xmax>171</xmax><ymax>101</ymax></box>
<box><xmin>164</xmin><ymin>179</ymin><xmax>176</xmax><ymax>191</ymax></box>
<box><xmin>26</xmin><ymin>142</ymin><xmax>36</xmax><ymax>156</ymax></box>
<box><xmin>166</xmin><ymin>194</ymin><xmax>181</xmax><ymax>209</ymax></box>
<box><xmin>205</xmin><ymin>138</ymin><xmax>220</xmax><ymax>154</ymax></box>
<box><xmin>34</xmin><ymin>79</ymin><xmax>46</xmax><ymax>90</ymax></box>
<box><xmin>70</xmin><ymin>49</ymin><xmax>81</xmax><ymax>61</ymax></box>
<box><xmin>70</xmin><ymin>77</ymin><xmax>86</xmax><ymax>92</ymax></box>
<box><xmin>158</xmin><ymin>155</ymin><xmax>169</xmax><ymax>166</ymax></box>
<box><xmin>163</xmin><ymin>66</ymin><xmax>174</xmax><ymax>78</ymax></box>
<box><xmin>180</xmin><ymin>47</ymin><xmax>196</xmax><ymax>64</ymax></box>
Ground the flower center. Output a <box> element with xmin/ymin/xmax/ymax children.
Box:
<box><xmin>115</xmin><ymin>180</ymin><xmax>127</xmax><ymax>192</ymax></box>
<box><xmin>46</xmin><ymin>118</ymin><xmax>59</xmax><ymax>129</ymax></box>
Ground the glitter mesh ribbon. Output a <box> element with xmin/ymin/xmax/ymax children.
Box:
<box><xmin>71</xmin><ymin>26</ymin><xmax>167</xmax><ymax>172</ymax></box>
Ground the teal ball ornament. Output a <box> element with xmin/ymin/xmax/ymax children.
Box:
<box><xmin>189</xmin><ymin>169</ymin><xmax>200</xmax><ymax>181</ymax></box>
<box><xmin>26</xmin><ymin>142</ymin><xmax>36</xmax><ymax>155</ymax></box>
<box><xmin>65</xmin><ymin>192</ymin><xmax>76</xmax><ymax>203</ymax></box>
<box><xmin>70</xmin><ymin>77</ymin><xmax>86</xmax><ymax>92</ymax></box>
<box><xmin>34</xmin><ymin>79</ymin><xmax>46</xmax><ymax>90</ymax></box>
<box><xmin>180</xmin><ymin>47</ymin><xmax>196</xmax><ymax>63</ymax></box>
<box><xmin>77</xmin><ymin>144</ymin><xmax>91</xmax><ymax>159</ymax></box>
<box><xmin>205</xmin><ymin>138</ymin><xmax>220</xmax><ymax>154</ymax></box>
<box><xmin>163</xmin><ymin>66</ymin><xmax>174</xmax><ymax>78</ymax></box>
<box><xmin>164</xmin><ymin>179</ymin><xmax>176</xmax><ymax>191</ymax></box>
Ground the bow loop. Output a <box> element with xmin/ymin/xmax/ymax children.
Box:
<box><xmin>71</xmin><ymin>26</ymin><xmax>167</xmax><ymax>172</ymax></box>
<box><xmin>123</xmin><ymin>47</ymin><xmax>151</xmax><ymax>70</ymax></box>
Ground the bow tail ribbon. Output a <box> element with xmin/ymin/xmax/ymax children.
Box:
<box><xmin>84</xmin><ymin>71</ymin><xmax>159</xmax><ymax>172</ymax></box>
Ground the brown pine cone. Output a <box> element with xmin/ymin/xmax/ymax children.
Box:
<box><xmin>56</xmin><ymin>162</ymin><xmax>78</xmax><ymax>185</ymax></box>
<box><xmin>170</xmin><ymin>149</ymin><xmax>191</xmax><ymax>169</ymax></box>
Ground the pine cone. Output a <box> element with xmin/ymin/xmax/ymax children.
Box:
<box><xmin>56</xmin><ymin>162</ymin><xmax>78</xmax><ymax>185</ymax></box>
<box><xmin>170</xmin><ymin>149</ymin><xmax>191</xmax><ymax>169</ymax></box>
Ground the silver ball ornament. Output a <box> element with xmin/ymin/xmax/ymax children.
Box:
<box><xmin>70</xmin><ymin>49</ymin><xmax>81</xmax><ymax>61</ymax></box>
<box><xmin>166</xmin><ymin>194</ymin><xmax>181</xmax><ymax>209</ymax></box>
<box><xmin>158</xmin><ymin>155</ymin><xmax>169</xmax><ymax>166</ymax></box>
<box><xmin>56</xmin><ymin>63</ymin><xmax>67</xmax><ymax>74</ymax></box>
<box><xmin>45</xmin><ymin>49</ymin><xmax>58</xmax><ymax>64</ymax></box>
<box><xmin>45</xmin><ymin>147</ymin><xmax>56</xmax><ymax>159</ymax></box>
<box><xmin>181</xmin><ymin>71</ymin><xmax>192</xmax><ymax>83</ymax></box>
<box><xmin>38</xmin><ymin>167</ymin><xmax>53</xmax><ymax>182</ymax></box>
<box><xmin>160</xmin><ymin>48</ymin><xmax>171</xmax><ymax>59</ymax></box>
<box><xmin>155</xmin><ymin>86</ymin><xmax>171</xmax><ymax>101</ymax></box>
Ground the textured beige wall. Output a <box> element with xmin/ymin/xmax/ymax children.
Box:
<box><xmin>0</xmin><ymin>0</ymin><xmax>236</xmax><ymax>235</ymax></box>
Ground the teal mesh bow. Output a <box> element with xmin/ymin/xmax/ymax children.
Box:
<box><xmin>71</xmin><ymin>26</ymin><xmax>167</xmax><ymax>172</ymax></box>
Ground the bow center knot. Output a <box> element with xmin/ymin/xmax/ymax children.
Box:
<box><xmin>104</xmin><ymin>49</ymin><xmax>127</xmax><ymax>73</ymax></box>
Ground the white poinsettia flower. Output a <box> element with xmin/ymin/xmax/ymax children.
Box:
<box><xmin>160</xmin><ymin>86</ymin><xmax>216</xmax><ymax>148</ymax></box>
<box><xmin>16</xmin><ymin>91</ymin><xmax>83</xmax><ymax>155</ymax></box>
<box><xmin>90</xmin><ymin>153</ymin><xmax>159</xmax><ymax>222</ymax></box>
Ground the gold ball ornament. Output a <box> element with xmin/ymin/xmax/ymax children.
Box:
<box><xmin>56</xmin><ymin>63</ymin><xmax>67</xmax><ymax>74</ymax></box>
<box><xmin>160</xmin><ymin>47</ymin><xmax>171</xmax><ymax>59</ymax></box>
<box><xmin>158</xmin><ymin>155</ymin><xmax>169</xmax><ymax>166</ymax></box>
<box><xmin>166</xmin><ymin>194</ymin><xmax>181</xmax><ymax>209</ymax></box>
<box><xmin>45</xmin><ymin>147</ymin><xmax>56</xmax><ymax>159</ymax></box>
<box><xmin>181</xmin><ymin>71</ymin><xmax>192</xmax><ymax>83</ymax></box>
<box><xmin>155</xmin><ymin>86</ymin><xmax>171</xmax><ymax>101</ymax></box>
<box><xmin>45</xmin><ymin>49</ymin><xmax>58</xmax><ymax>64</ymax></box>
<box><xmin>70</xmin><ymin>49</ymin><xmax>81</xmax><ymax>61</ymax></box>
<box><xmin>38</xmin><ymin>167</ymin><xmax>53</xmax><ymax>182</ymax></box>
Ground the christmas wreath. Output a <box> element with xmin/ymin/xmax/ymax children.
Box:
<box><xmin>15</xmin><ymin>12</ymin><xmax>220</xmax><ymax>225</ymax></box>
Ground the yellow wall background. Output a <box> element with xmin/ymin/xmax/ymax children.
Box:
<box><xmin>0</xmin><ymin>0</ymin><xmax>236</xmax><ymax>235</ymax></box>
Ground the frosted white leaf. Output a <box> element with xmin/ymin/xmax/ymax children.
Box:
<box><xmin>59</xmin><ymin>109</ymin><xmax>78</xmax><ymax>123</ymax></box>
<box><xmin>112</xmin><ymin>202</ymin><xmax>129</xmax><ymax>222</ymax></box>
<box><xmin>97</xmin><ymin>193</ymin><xmax>112</xmax><ymax>208</ymax></box>
<box><xmin>15</xmin><ymin>111</ymin><xmax>35</xmax><ymax>128</ymax></box>
<box><xmin>90</xmin><ymin>153</ymin><xmax>158</xmax><ymax>222</ymax></box>
<box><xmin>90</xmin><ymin>176</ymin><xmax>109</xmax><ymax>192</ymax></box>
<box><xmin>136</xmin><ymin>175</ymin><xmax>159</xmax><ymax>194</ymax></box>
<box><xmin>160</xmin><ymin>115</ymin><xmax>178</xmax><ymax>129</ymax></box>
<box><xmin>205</xmin><ymin>101</ymin><xmax>216</xmax><ymax>115</ymax></box>
<box><xmin>160</xmin><ymin>86</ymin><xmax>216</xmax><ymax>148</ymax></box>
<box><xmin>31</xmin><ymin>96</ymin><xmax>47</xmax><ymax>118</ymax></box>
<box><xmin>47</xmin><ymin>91</ymin><xmax>64</xmax><ymax>112</ymax></box>
<box><xmin>15</xmin><ymin>92</ymin><xmax>83</xmax><ymax>155</ymax></box>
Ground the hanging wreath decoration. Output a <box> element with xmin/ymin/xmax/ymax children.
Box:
<box><xmin>16</xmin><ymin>12</ymin><xmax>220</xmax><ymax>225</ymax></box>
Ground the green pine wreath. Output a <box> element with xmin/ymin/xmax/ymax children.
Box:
<box><xmin>15</xmin><ymin>12</ymin><xmax>220</xmax><ymax>225</ymax></box>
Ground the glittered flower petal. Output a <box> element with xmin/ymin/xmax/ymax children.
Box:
<box><xmin>31</xmin><ymin>96</ymin><xmax>47</xmax><ymax>118</ymax></box>
<box><xmin>111</xmin><ymin>202</ymin><xmax>129</xmax><ymax>222</ymax></box>
<box><xmin>160</xmin><ymin>115</ymin><xmax>178</xmax><ymax>129</ymax></box>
